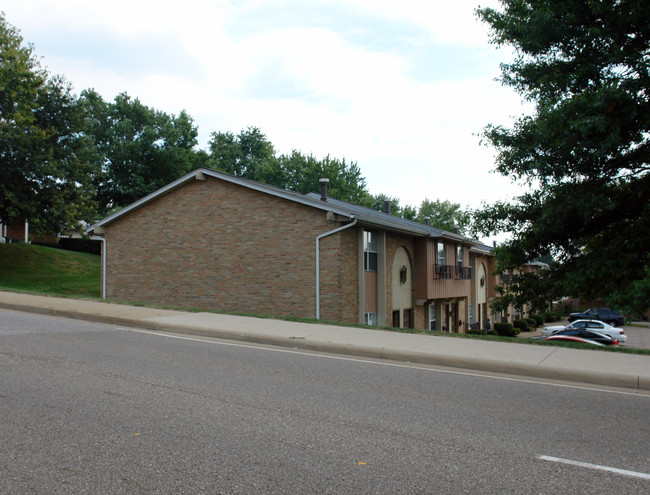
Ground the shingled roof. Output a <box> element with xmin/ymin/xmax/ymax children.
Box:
<box><xmin>89</xmin><ymin>168</ymin><xmax>480</xmax><ymax>246</ymax></box>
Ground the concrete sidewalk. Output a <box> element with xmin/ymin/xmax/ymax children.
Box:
<box><xmin>1</xmin><ymin>291</ymin><xmax>649</xmax><ymax>391</ymax></box>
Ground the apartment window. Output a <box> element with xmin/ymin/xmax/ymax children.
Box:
<box><xmin>456</xmin><ymin>246</ymin><xmax>464</xmax><ymax>268</ymax></box>
<box><xmin>365</xmin><ymin>312</ymin><xmax>378</xmax><ymax>326</ymax></box>
<box><xmin>437</xmin><ymin>242</ymin><xmax>445</xmax><ymax>266</ymax></box>
<box><xmin>392</xmin><ymin>311</ymin><xmax>400</xmax><ymax>327</ymax></box>
<box><xmin>429</xmin><ymin>305</ymin><xmax>436</xmax><ymax>331</ymax></box>
<box><xmin>364</xmin><ymin>231</ymin><xmax>378</xmax><ymax>271</ymax></box>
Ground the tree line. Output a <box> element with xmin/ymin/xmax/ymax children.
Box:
<box><xmin>0</xmin><ymin>13</ymin><xmax>470</xmax><ymax>237</ymax></box>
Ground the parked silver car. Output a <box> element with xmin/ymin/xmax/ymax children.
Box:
<box><xmin>542</xmin><ymin>319</ymin><xmax>626</xmax><ymax>344</ymax></box>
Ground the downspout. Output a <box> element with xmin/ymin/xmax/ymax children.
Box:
<box><xmin>315</xmin><ymin>217</ymin><xmax>357</xmax><ymax>320</ymax></box>
<box><xmin>91</xmin><ymin>235</ymin><xmax>107</xmax><ymax>300</ymax></box>
<box><xmin>100</xmin><ymin>237</ymin><xmax>107</xmax><ymax>300</ymax></box>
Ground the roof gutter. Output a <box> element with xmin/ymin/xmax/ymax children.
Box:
<box><xmin>315</xmin><ymin>217</ymin><xmax>357</xmax><ymax>320</ymax></box>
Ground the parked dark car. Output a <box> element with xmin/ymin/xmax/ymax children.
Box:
<box><xmin>545</xmin><ymin>329</ymin><xmax>619</xmax><ymax>345</ymax></box>
<box><xmin>567</xmin><ymin>308</ymin><xmax>624</xmax><ymax>327</ymax></box>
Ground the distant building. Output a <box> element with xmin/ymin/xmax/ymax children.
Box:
<box><xmin>0</xmin><ymin>220</ymin><xmax>57</xmax><ymax>245</ymax></box>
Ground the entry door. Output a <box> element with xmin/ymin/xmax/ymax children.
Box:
<box><xmin>443</xmin><ymin>304</ymin><xmax>450</xmax><ymax>332</ymax></box>
<box><xmin>452</xmin><ymin>302</ymin><xmax>459</xmax><ymax>332</ymax></box>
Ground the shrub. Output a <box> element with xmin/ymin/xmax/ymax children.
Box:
<box><xmin>543</xmin><ymin>311</ymin><xmax>557</xmax><ymax>322</ymax></box>
<box><xmin>58</xmin><ymin>238</ymin><xmax>102</xmax><ymax>255</ymax></box>
<box><xmin>466</xmin><ymin>328</ymin><xmax>485</xmax><ymax>335</ymax></box>
<box><xmin>531</xmin><ymin>314</ymin><xmax>545</xmax><ymax>326</ymax></box>
<box><xmin>513</xmin><ymin>319</ymin><xmax>529</xmax><ymax>333</ymax></box>
<box><xmin>494</xmin><ymin>322</ymin><xmax>516</xmax><ymax>337</ymax></box>
<box><xmin>525</xmin><ymin>317</ymin><xmax>537</xmax><ymax>328</ymax></box>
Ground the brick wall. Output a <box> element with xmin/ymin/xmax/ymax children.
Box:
<box><xmin>103</xmin><ymin>177</ymin><xmax>360</xmax><ymax>322</ymax></box>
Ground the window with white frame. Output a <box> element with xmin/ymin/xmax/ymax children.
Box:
<box><xmin>364</xmin><ymin>231</ymin><xmax>378</xmax><ymax>271</ymax></box>
<box><xmin>437</xmin><ymin>242</ymin><xmax>445</xmax><ymax>266</ymax></box>
<box><xmin>429</xmin><ymin>305</ymin><xmax>436</xmax><ymax>331</ymax></box>
<box><xmin>456</xmin><ymin>245</ymin><xmax>464</xmax><ymax>268</ymax></box>
<box><xmin>365</xmin><ymin>312</ymin><xmax>379</xmax><ymax>326</ymax></box>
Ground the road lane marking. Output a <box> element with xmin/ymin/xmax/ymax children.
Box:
<box><xmin>119</xmin><ymin>327</ymin><xmax>649</xmax><ymax>398</ymax></box>
<box><xmin>539</xmin><ymin>455</ymin><xmax>650</xmax><ymax>480</ymax></box>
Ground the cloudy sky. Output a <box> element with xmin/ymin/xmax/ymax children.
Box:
<box><xmin>4</xmin><ymin>0</ymin><xmax>530</xmax><ymax>223</ymax></box>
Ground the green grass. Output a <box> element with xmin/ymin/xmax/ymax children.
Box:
<box><xmin>0</xmin><ymin>243</ymin><xmax>101</xmax><ymax>298</ymax></box>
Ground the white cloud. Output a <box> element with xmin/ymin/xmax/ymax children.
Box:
<box><xmin>343</xmin><ymin>0</ymin><xmax>500</xmax><ymax>46</ymax></box>
<box><xmin>3</xmin><ymin>0</ymin><xmax>525</xmax><ymax>231</ymax></box>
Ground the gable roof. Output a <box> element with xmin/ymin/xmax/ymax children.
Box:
<box><xmin>89</xmin><ymin>168</ymin><xmax>479</xmax><ymax>245</ymax></box>
<box><xmin>304</xmin><ymin>192</ymin><xmax>471</xmax><ymax>243</ymax></box>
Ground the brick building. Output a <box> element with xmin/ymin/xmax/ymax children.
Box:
<box><xmin>0</xmin><ymin>220</ymin><xmax>58</xmax><ymax>245</ymax></box>
<box><xmin>89</xmin><ymin>168</ymin><xmax>497</xmax><ymax>332</ymax></box>
<box><xmin>0</xmin><ymin>221</ymin><xmax>29</xmax><ymax>243</ymax></box>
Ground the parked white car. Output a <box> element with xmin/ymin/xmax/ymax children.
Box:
<box><xmin>542</xmin><ymin>319</ymin><xmax>626</xmax><ymax>344</ymax></box>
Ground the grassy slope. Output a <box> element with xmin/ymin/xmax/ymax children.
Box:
<box><xmin>0</xmin><ymin>243</ymin><xmax>100</xmax><ymax>298</ymax></box>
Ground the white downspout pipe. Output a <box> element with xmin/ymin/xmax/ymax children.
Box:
<box><xmin>315</xmin><ymin>217</ymin><xmax>357</xmax><ymax>320</ymax></box>
<box><xmin>92</xmin><ymin>236</ymin><xmax>107</xmax><ymax>300</ymax></box>
<box><xmin>101</xmin><ymin>237</ymin><xmax>107</xmax><ymax>299</ymax></box>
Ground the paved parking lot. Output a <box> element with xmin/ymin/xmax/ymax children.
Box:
<box><xmin>520</xmin><ymin>321</ymin><xmax>650</xmax><ymax>349</ymax></box>
<box><xmin>624</xmin><ymin>323</ymin><xmax>650</xmax><ymax>349</ymax></box>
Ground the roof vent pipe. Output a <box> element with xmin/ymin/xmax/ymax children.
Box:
<box><xmin>319</xmin><ymin>178</ymin><xmax>329</xmax><ymax>201</ymax></box>
<box><xmin>424</xmin><ymin>216</ymin><xmax>430</xmax><ymax>226</ymax></box>
<box><xmin>384</xmin><ymin>200</ymin><xmax>391</xmax><ymax>215</ymax></box>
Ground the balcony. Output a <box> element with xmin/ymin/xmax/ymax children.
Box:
<box><xmin>434</xmin><ymin>264</ymin><xmax>453</xmax><ymax>280</ymax></box>
<box><xmin>433</xmin><ymin>264</ymin><xmax>472</xmax><ymax>281</ymax></box>
<box><xmin>500</xmin><ymin>273</ymin><xmax>519</xmax><ymax>284</ymax></box>
<box><xmin>455</xmin><ymin>266</ymin><xmax>472</xmax><ymax>280</ymax></box>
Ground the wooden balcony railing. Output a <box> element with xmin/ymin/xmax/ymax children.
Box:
<box><xmin>455</xmin><ymin>266</ymin><xmax>472</xmax><ymax>280</ymax></box>
<box><xmin>433</xmin><ymin>265</ymin><xmax>472</xmax><ymax>280</ymax></box>
<box><xmin>434</xmin><ymin>264</ymin><xmax>454</xmax><ymax>280</ymax></box>
<box><xmin>500</xmin><ymin>273</ymin><xmax>520</xmax><ymax>284</ymax></box>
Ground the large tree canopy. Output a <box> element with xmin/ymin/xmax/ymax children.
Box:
<box><xmin>208</xmin><ymin>127</ymin><xmax>369</xmax><ymax>204</ymax></box>
<box><xmin>82</xmin><ymin>90</ymin><xmax>200</xmax><ymax>216</ymax></box>
<box><xmin>417</xmin><ymin>199</ymin><xmax>470</xmax><ymax>235</ymax></box>
<box><xmin>208</xmin><ymin>126</ymin><xmax>275</xmax><ymax>182</ymax></box>
<box><xmin>271</xmin><ymin>150</ymin><xmax>369</xmax><ymax>205</ymax></box>
<box><xmin>474</xmin><ymin>1</ymin><xmax>650</xmax><ymax>315</ymax></box>
<box><xmin>0</xmin><ymin>13</ymin><xmax>97</xmax><ymax>234</ymax></box>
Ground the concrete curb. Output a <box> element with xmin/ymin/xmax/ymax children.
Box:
<box><xmin>1</xmin><ymin>298</ymin><xmax>649</xmax><ymax>391</ymax></box>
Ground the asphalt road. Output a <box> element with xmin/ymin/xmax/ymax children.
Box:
<box><xmin>1</xmin><ymin>309</ymin><xmax>649</xmax><ymax>494</ymax></box>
